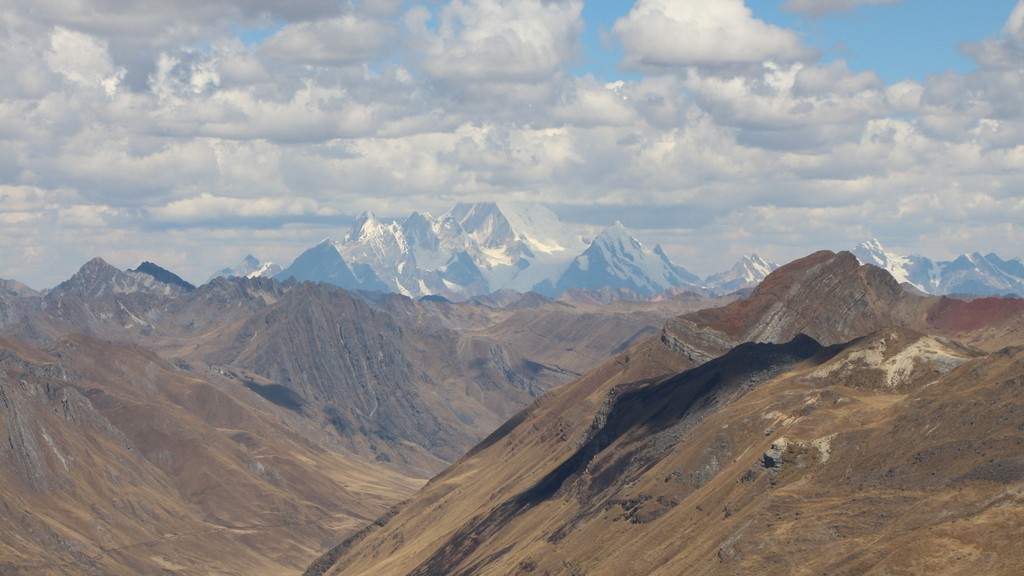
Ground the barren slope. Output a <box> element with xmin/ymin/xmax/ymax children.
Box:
<box><xmin>0</xmin><ymin>335</ymin><xmax>420</xmax><ymax>575</ymax></box>
<box><xmin>308</xmin><ymin>251</ymin><xmax>1024</xmax><ymax>576</ymax></box>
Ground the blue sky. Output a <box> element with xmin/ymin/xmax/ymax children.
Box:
<box><xmin>577</xmin><ymin>1</ymin><xmax>1018</xmax><ymax>83</ymax></box>
<box><xmin>2</xmin><ymin>0</ymin><xmax>1024</xmax><ymax>287</ymax></box>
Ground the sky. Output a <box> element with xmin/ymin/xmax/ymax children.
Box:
<box><xmin>2</xmin><ymin>0</ymin><xmax>1023</xmax><ymax>289</ymax></box>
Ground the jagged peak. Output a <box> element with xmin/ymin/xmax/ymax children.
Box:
<box><xmin>131</xmin><ymin>261</ymin><xmax>196</xmax><ymax>291</ymax></box>
<box><xmin>856</xmin><ymin>238</ymin><xmax>886</xmax><ymax>251</ymax></box>
<box><xmin>594</xmin><ymin>221</ymin><xmax>643</xmax><ymax>250</ymax></box>
<box><xmin>80</xmin><ymin>256</ymin><xmax>116</xmax><ymax>271</ymax></box>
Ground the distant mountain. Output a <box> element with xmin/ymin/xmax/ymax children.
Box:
<box><xmin>852</xmin><ymin>239</ymin><xmax>1024</xmax><ymax>296</ymax></box>
<box><xmin>210</xmin><ymin>255</ymin><xmax>281</xmax><ymax>280</ymax></box>
<box><xmin>851</xmin><ymin>239</ymin><xmax>937</xmax><ymax>292</ymax></box>
<box><xmin>132</xmin><ymin>261</ymin><xmax>196</xmax><ymax>291</ymax></box>
<box><xmin>280</xmin><ymin>222</ymin><xmax>1024</xmax><ymax>300</ymax></box>
<box><xmin>50</xmin><ymin>257</ymin><xmax>195</xmax><ymax>298</ymax></box>
<box><xmin>703</xmin><ymin>254</ymin><xmax>778</xmax><ymax>293</ymax></box>
<box><xmin>0</xmin><ymin>278</ymin><xmax>38</xmax><ymax>298</ymax></box>
<box><xmin>276</xmin><ymin>202</ymin><xmax>589</xmax><ymax>299</ymax></box>
<box><xmin>546</xmin><ymin>222</ymin><xmax>700</xmax><ymax>297</ymax></box>
<box><xmin>938</xmin><ymin>252</ymin><xmax>1024</xmax><ymax>296</ymax></box>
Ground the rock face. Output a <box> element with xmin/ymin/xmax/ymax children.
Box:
<box><xmin>662</xmin><ymin>251</ymin><xmax>926</xmax><ymax>363</ymax></box>
<box><xmin>51</xmin><ymin>257</ymin><xmax>194</xmax><ymax>298</ymax></box>
<box><xmin>132</xmin><ymin>261</ymin><xmax>196</xmax><ymax>291</ymax></box>
<box><xmin>307</xmin><ymin>251</ymin><xmax>1024</xmax><ymax>576</ymax></box>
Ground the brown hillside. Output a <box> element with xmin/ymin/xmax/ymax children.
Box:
<box><xmin>308</xmin><ymin>251</ymin><xmax>1024</xmax><ymax>576</ymax></box>
<box><xmin>0</xmin><ymin>335</ymin><xmax>419</xmax><ymax>575</ymax></box>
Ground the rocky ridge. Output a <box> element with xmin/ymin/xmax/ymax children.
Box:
<box><xmin>307</xmin><ymin>250</ymin><xmax>1024</xmax><ymax>575</ymax></box>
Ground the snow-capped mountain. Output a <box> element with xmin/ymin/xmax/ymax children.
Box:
<box><xmin>704</xmin><ymin>254</ymin><xmax>778</xmax><ymax>293</ymax></box>
<box><xmin>851</xmin><ymin>240</ymin><xmax>937</xmax><ymax>292</ymax></box>
<box><xmin>938</xmin><ymin>252</ymin><xmax>1024</xmax><ymax>296</ymax></box>
<box><xmin>545</xmin><ymin>222</ymin><xmax>701</xmax><ymax>297</ymax></box>
<box><xmin>278</xmin><ymin>239</ymin><xmax>388</xmax><ymax>292</ymax></box>
<box><xmin>210</xmin><ymin>255</ymin><xmax>281</xmax><ymax>280</ymax></box>
<box><xmin>279</xmin><ymin>202</ymin><xmax>588</xmax><ymax>299</ymax></box>
<box><xmin>852</xmin><ymin>239</ymin><xmax>1024</xmax><ymax>296</ymax></box>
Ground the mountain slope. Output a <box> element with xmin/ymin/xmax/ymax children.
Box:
<box><xmin>549</xmin><ymin>222</ymin><xmax>700</xmax><ymax>297</ymax></box>
<box><xmin>703</xmin><ymin>254</ymin><xmax>777</xmax><ymax>293</ymax></box>
<box><xmin>310</xmin><ymin>324</ymin><xmax>1022</xmax><ymax>576</ymax></box>
<box><xmin>0</xmin><ymin>334</ymin><xmax>420</xmax><ymax>575</ymax></box>
<box><xmin>307</xmin><ymin>251</ymin><xmax>1024</xmax><ymax>575</ymax></box>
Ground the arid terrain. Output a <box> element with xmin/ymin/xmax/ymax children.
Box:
<box><xmin>307</xmin><ymin>251</ymin><xmax>1024</xmax><ymax>575</ymax></box>
<box><xmin>0</xmin><ymin>258</ymin><xmax>727</xmax><ymax>574</ymax></box>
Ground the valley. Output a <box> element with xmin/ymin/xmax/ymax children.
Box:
<box><xmin>1</xmin><ymin>246</ymin><xmax>1023</xmax><ymax>574</ymax></box>
<box><xmin>0</xmin><ymin>256</ymin><xmax>727</xmax><ymax>574</ymax></box>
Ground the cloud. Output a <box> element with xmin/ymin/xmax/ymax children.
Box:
<box><xmin>408</xmin><ymin>0</ymin><xmax>583</xmax><ymax>84</ymax></box>
<box><xmin>261</xmin><ymin>14</ymin><xmax>397</xmax><ymax>66</ymax></box>
<box><xmin>1006</xmin><ymin>1</ymin><xmax>1024</xmax><ymax>42</ymax></box>
<box><xmin>44</xmin><ymin>27</ymin><xmax>125</xmax><ymax>96</ymax></box>
<box><xmin>2</xmin><ymin>0</ymin><xmax>1024</xmax><ymax>288</ymax></box>
<box><xmin>959</xmin><ymin>0</ymin><xmax>1024</xmax><ymax>71</ymax></box>
<box><xmin>149</xmin><ymin>192</ymin><xmax>337</xmax><ymax>224</ymax></box>
<box><xmin>613</xmin><ymin>0</ymin><xmax>813</xmax><ymax>70</ymax></box>
<box><xmin>781</xmin><ymin>0</ymin><xmax>900</xmax><ymax>19</ymax></box>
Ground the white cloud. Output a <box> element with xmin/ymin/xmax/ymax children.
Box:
<box><xmin>613</xmin><ymin>0</ymin><xmax>813</xmax><ymax>69</ymax></box>
<box><xmin>1003</xmin><ymin>1</ymin><xmax>1024</xmax><ymax>42</ymax></box>
<box><xmin>2</xmin><ymin>0</ymin><xmax>1024</xmax><ymax>288</ymax></box>
<box><xmin>409</xmin><ymin>0</ymin><xmax>583</xmax><ymax>83</ymax></box>
<box><xmin>552</xmin><ymin>78</ymin><xmax>638</xmax><ymax>127</ymax></box>
<box><xmin>781</xmin><ymin>0</ymin><xmax>900</xmax><ymax>19</ymax></box>
<box><xmin>45</xmin><ymin>27</ymin><xmax>125</xmax><ymax>96</ymax></box>
<box><xmin>261</xmin><ymin>14</ymin><xmax>396</xmax><ymax>65</ymax></box>
<box><xmin>150</xmin><ymin>192</ymin><xmax>336</xmax><ymax>223</ymax></box>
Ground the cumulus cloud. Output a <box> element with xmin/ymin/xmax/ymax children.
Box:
<box><xmin>45</xmin><ymin>27</ymin><xmax>125</xmax><ymax>96</ymax></box>
<box><xmin>261</xmin><ymin>14</ymin><xmax>396</xmax><ymax>66</ymax></box>
<box><xmin>408</xmin><ymin>0</ymin><xmax>583</xmax><ymax>84</ymax></box>
<box><xmin>960</xmin><ymin>0</ymin><xmax>1024</xmax><ymax>71</ymax></box>
<box><xmin>781</xmin><ymin>0</ymin><xmax>900</xmax><ymax>19</ymax></box>
<box><xmin>2</xmin><ymin>0</ymin><xmax>1024</xmax><ymax>287</ymax></box>
<box><xmin>613</xmin><ymin>0</ymin><xmax>813</xmax><ymax>70</ymax></box>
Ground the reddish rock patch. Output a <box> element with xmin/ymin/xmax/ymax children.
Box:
<box><xmin>926</xmin><ymin>297</ymin><xmax>1024</xmax><ymax>333</ymax></box>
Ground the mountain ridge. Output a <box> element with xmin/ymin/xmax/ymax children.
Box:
<box><xmin>307</xmin><ymin>249</ymin><xmax>1024</xmax><ymax>576</ymax></box>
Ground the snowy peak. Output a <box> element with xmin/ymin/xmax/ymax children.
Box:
<box><xmin>851</xmin><ymin>239</ymin><xmax>936</xmax><ymax>292</ymax></box>
<box><xmin>445</xmin><ymin>201</ymin><xmax>582</xmax><ymax>258</ymax></box>
<box><xmin>705</xmin><ymin>254</ymin><xmax>779</xmax><ymax>293</ymax></box>
<box><xmin>278</xmin><ymin>239</ymin><xmax>363</xmax><ymax>291</ymax></box>
<box><xmin>851</xmin><ymin>239</ymin><xmax>1024</xmax><ymax>296</ymax></box>
<box><xmin>447</xmin><ymin>202</ymin><xmax>517</xmax><ymax>250</ymax></box>
<box><xmin>401</xmin><ymin>212</ymin><xmax>440</xmax><ymax>251</ymax></box>
<box><xmin>549</xmin><ymin>221</ymin><xmax>699</xmax><ymax>297</ymax></box>
<box><xmin>210</xmin><ymin>255</ymin><xmax>281</xmax><ymax>280</ymax></box>
<box><xmin>939</xmin><ymin>251</ymin><xmax>1024</xmax><ymax>295</ymax></box>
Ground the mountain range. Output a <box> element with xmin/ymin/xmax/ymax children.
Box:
<box><xmin>224</xmin><ymin>202</ymin><xmax>776</xmax><ymax>299</ymax></box>
<box><xmin>852</xmin><ymin>238</ymin><xmax>1024</xmax><ymax>296</ymax></box>
<box><xmin>2</xmin><ymin>247</ymin><xmax>1024</xmax><ymax>573</ymax></box>
<box><xmin>208</xmin><ymin>204</ymin><xmax>1023</xmax><ymax>301</ymax></box>
<box><xmin>306</xmin><ymin>250</ymin><xmax>1024</xmax><ymax>576</ymax></box>
<box><xmin>0</xmin><ymin>254</ymin><xmax>731</xmax><ymax>573</ymax></box>
<box><xmin>3</xmin><ymin>219</ymin><xmax>1024</xmax><ymax>573</ymax></box>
